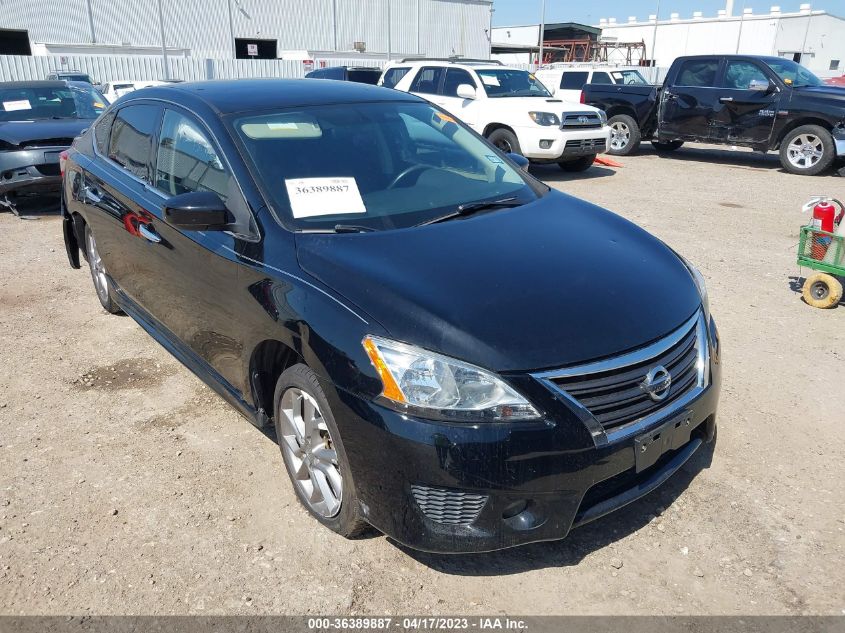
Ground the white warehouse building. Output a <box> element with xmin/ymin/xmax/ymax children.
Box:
<box><xmin>599</xmin><ymin>3</ymin><xmax>845</xmax><ymax>78</ymax></box>
<box><xmin>0</xmin><ymin>0</ymin><xmax>494</xmax><ymax>61</ymax></box>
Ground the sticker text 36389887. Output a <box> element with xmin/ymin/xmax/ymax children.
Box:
<box><xmin>284</xmin><ymin>177</ymin><xmax>366</xmax><ymax>219</ymax></box>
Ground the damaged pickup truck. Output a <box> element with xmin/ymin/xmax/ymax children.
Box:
<box><xmin>583</xmin><ymin>55</ymin><xmax>845</xmax><ymax>176</ymax></box>
<box><xmin>0</xmin><ymin>80</ymin><xmax>107</xmax><ymax>215</ymax></box>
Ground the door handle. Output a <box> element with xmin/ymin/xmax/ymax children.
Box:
<box><xmin>719</xmin><ymin>97</ymin><xmax>735</xmax><ymax>103</ymax></box>
<box><xmin>138</xmin><ymin>223</ymin><xmax>162</xmax><ymax>244</ymax></box>
<box><xmin>84</xmin><ymin>186</ymin><xmax>102</xmax><ymax>204</ymax></box>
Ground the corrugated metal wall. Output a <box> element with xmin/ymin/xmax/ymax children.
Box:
<box><xmin>1</xmin><ymin>0</ymin><xmax>492</xmax><ymax>59</ymax></box>
<box><xmin>0</xmin><ymin>54</ymin><xmax>384</xmax><ymax>83</ymax></box>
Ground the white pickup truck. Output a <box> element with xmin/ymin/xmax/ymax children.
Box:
<box><xmin>379</xmin><ymin>59</ymin><xmax>611</xmax><ymax>172</ymax></box>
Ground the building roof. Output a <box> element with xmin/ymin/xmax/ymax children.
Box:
<box><xmin>133</xmin><ymin>78</ymin><xmax>419</xmax><ymax>115</ymax></box>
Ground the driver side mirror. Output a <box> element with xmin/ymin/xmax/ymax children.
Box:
<box><xmin>456</xmin><ymin>84</ymin><xmax>477</xmax><ymax>100</ymax></box>
<box><xmin>164</xmin><ymin>191</ymin><xmax>230</xmax><ymax>231</ymax></box>
<box><xmin>507</xmin><ymin>152</ymin><xmax>530</xmax><ymax>172</ymax></box>
<box><xmin>749</xmin><ymin>78</ymin><xmax>775</xmax><ymax>93</ymax></box>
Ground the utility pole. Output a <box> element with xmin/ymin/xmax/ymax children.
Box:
<box><xmin>799</xmin><ymin>9</ymin><xmax>813</xmax><ymax>64</ymax></box>
<box><xmin>537</xmin><ymin>0</ymin><xmax>545</xmax><ymax>70</ymax></box>
<box><xmin>157</xmin><ymin>0</ymin><xmax>170</xmax><ymax>79</ymax></box>
<box><xmin>387</xmin><ymin>0</ymin><xmax>392</xmax><ymax>60</ymax></box>
<box><xmin>735</xmin><ymin>2</ymin><xmax>746</xmax><ymax>54</ymax></box>
<box><xmin>85</xmin><ymin>0</ymin><xmax>96</xmax><ymax>43</ymax></box>
<box><xmin>650</xmin><ymin>0</ymin><xmax>661</xmax><ymax>69</ymax></box>
<box><xmin>227</xmin><ymin>0</ymin><xmax>236</xmax><ymax>58</ymax></box>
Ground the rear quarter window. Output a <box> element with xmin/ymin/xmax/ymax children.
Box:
<box><xmin>560</xmin><ymin>71</ymin><xmax>589</xmax><ymax>90</ymax></box>
<box><xmin>93</xmin><ymin>111</ymin><xmax>115</xmax><ymax>155</ymax></box>
<box><xmin>381</xmin><ymin>66</ymin><xmax>410</xmax><ymax>89</ymax></box>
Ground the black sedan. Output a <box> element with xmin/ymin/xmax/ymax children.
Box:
<box><xmin>61</xmin><ymin>79</ymin><xmax>720</xmax><ymax>553</ymax></box>
<box><xmin>1</xmin><ymin>81</ymin><xmax>107</xmax><ymax>214</ymax></box>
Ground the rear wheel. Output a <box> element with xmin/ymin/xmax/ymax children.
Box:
<box><xmin>607</xmin><ymin>114</ymin><xmax>641</xmax><ymax>156</ymax></box>
<box><xmin>802</xmin><ymin>273</ymin><xmax>843</xmax><ymax>309</ymax></box>
<box><xmin>486</xmin><ymin>128</ymin><xmax>522</xmax><ymax>156</ymax></box>
<box><xmin>652</xmin><ymin>140</ymin><xmax>684</xmax><ymax>152</ymax></box>
<box><xmin>84</xmin><ymin>225</ymin><xmax>122</xmax><ymax>314</ymax></box>
<box><xmin>558</xmin><ymin>154</ymin><xmax>596</xmax><ymax>172</ymax></box>
<box><xmin>273</xmin><ymin>364</ymin><xmax>369</xmax><ymax>538</ymax></box>
<box><xmin>779</xmin><ymin>125</ymin><xmax>836</xmax><ymax>176</ymax></box>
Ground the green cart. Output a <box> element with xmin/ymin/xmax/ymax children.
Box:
<box><xmin>797</xmin><ymin>225</ymin><xmax>845</xmax><ymax>308</ymax></box>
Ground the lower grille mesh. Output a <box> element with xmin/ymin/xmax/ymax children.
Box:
<box><xmin>410</xmin><ymin>485</ymin><xmax>487</xmax><ymax>526</ymax></box>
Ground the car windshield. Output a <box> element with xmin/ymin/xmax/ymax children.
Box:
<box><xmin>610</xmin><ymin>70</ymin><xmax>648</xmax><ymax>85</ymax></box>
<box><xmin>764</xmin><ymin>59</ymin><xmax>822</xmax><ymax>87</ymax></box>
<box><xmin>0</xmin><ymin>84</ymin><xmax>107</xmax><ymax>121</ymax></box>
<box><xmin>475</xmin><ymin>69</ymin><xmax>552</xmax><ymax>98</ymax></box>
<box><xmin>231</xmin><ymin>101</ymin><xmax>542</xmax><ymax>231</ymax></box>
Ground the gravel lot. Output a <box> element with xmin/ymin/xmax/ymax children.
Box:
<box><xmin>0</xmin><ymin>144</ymin><xmax>843</xmax><ymax>616</ymax></box>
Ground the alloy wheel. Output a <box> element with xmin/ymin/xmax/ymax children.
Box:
<box><xmin>786</xmin><ymin>134</ymin><xmax>824</xmax><ymax>169</ymax></box>
<box><xmin>86</xmin><ymin>230</ymin><xmax>110</xmax><ymax>305</ymax></box>
<box><xmin>610</xmin><ymin>122</ymin><xmax>630</xmax><ymax>151</ymax></box>
<box><xmin>278</xmin><ymin>387</ymin><xmax>343</xmax><ymax>518</ymax></box>
<box><xmin>495</xmin><ymin>138</ymin><xmax>513</xmax><ymax>153</ymax></box>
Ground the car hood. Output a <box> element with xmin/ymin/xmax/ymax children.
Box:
<box><xmin>0</xmin><ymin>119</ymin><xmax>91</xmax><ymax>148</ymax></box>
<box><xmin>485</xmin><ymin>96</ymin><xmax>601</xmax><ymax>115</ymax></box>
<box><xmin>295</xmin><ymin>192</ymin><xmax>702</xmax><ymax>373</ymax></box>
<box><xmin>792</xmin><ymin>85</ymin><xmax>845</xmax><ymax>101</ymax></box>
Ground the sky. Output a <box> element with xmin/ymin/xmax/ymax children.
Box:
<box><xmin>491</xmin><ymin>0</ymin><xmax>845</xmax><ymax>27</ymax></box>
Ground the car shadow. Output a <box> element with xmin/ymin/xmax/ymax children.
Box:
<box><xmin>394</xmin><ymin>437</ymin><xmax>716</xmax><ymax>575</ymax></box>
<box><xmin>0</xmin><ymin>195</ymin><xmax>62</xmax><ymax>219</ymax></box>
<box><xmin>529</xmin><ymin>164</ymin><xmax>617</xmax><ymax>183</ymax></box>
<box><xmin>639</xmin><ymin>144</ymin><xmax>843</xmax><ymax>176</ymax></box>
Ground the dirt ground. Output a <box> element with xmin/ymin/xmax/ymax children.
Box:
<box><xmin>0</xmin><ymin>144</ymin><xmax>843</xmax><ymax>616</ymax></box>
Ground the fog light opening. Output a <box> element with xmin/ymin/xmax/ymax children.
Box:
<box><xmin>539</xmin><ymin>140</ymin><xmax>553</xmax><ymax>149</ymax></box>
<box><xmin>502</xmin><ymin>499</ymin><xmax>529</xmax><ymax>520</ymax></box>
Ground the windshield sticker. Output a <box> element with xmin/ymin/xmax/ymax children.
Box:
<box><xmin>611</xmin><ymin>72</ymin><xmax>623</xmax><ymax>80</ymax></box>
<box><xmin>480</xmin><ymin>75</ymin><xmax>500</xmax><ymax>87</ymax></box>
<box><xmin>3</xmin><ymin>100</ymin><xmax>31</xmax><ymax>112</ymax></box>
<box><xmin>433</xmin><ymin>111</ymin><xmax>456</xmax><ymax>124</ymax></box>
<box><xmin>485</xmin><ymin>155</ymin><xmax>504</xmax><ymax>164</ymax></box>
<box><xmin>285</xmin><ymin>177</ymin><xmax>366</xmax><ymax>219</ymax></box>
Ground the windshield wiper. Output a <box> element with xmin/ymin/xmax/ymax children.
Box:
<box><xmin>416</xmin><ymin>197</ymin><xmax>522</xmax><ymax>227</ymax></box>
<box><xmin>333</xmin><ymin>224</ymin><xmax>376</xmax><ymax>233</ymax></box>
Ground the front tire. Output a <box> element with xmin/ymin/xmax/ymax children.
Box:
<box><xmin>84</xmin><ymin>225</ymin><xmax>122</xmax><ymax>314</ymax></box>
<box><xmin>273</xmin><ymin>364</ymin><xmax>369</xmax><ymax>538</ymax></box>
<box><xmin>486</xmin><ymin>127</ymin><xmax>522</xmax><ymax>156</ymax></box>
<box><xmin>558</xmin><ymin>154</ymin><xmax>596</xmax><ymax>172</ymax></box>
<box><xmin>780</xmin><ymin>125</ymin><xmax>836</xmax><ymax>176</ymax></box>
<box><xmin>607</xmin><ymin>114</ymin><xmax>641</xmax><ymax>156</ymax></box>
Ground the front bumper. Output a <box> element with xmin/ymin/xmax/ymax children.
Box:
<box><xmin>0</xmin><ymin>147</ymin><xmax>65</xmax><ymax>196</ymax></box>
<box><xmin>517</xmin><ymin>124</ymin><xmax>611</xmax><ymax>161</ymax></box>
<box><xmin>323</xmin><ymin>317</ymin><xmax>721</xmax><ymax>553</ymax></box>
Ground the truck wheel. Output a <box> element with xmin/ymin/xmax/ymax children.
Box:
<box><xmin>652</xmin><ymin>140</ymin><xmax>684</xmax><ymax>152</ymax></box>
<box><xmin>802</xmin><ymin>273</ymin><xmax>843</xmax><ymax>308</ymax></box>
<box><xmin>607</xmin><ymin>115</ymin><xmax>641</xmax><ymax>156</ymax></box>
<box><xmin>273</xmin><ymin>364</ymin><xmax>370</xmax><ymax>538</ymax></box>
<box><xmin>558</xmin><ymin>155</ymin><xmax>596</xmax><ymax>172</ymax></box>
<box><xmin>780</xmin><ymin>125</ymin><xmax>836</xmax><ymax>176</ymax></box>
<box><xmin>486</xmin><ymin>128</ymin><xmax>522</xmax><ymax>156</ymax></box>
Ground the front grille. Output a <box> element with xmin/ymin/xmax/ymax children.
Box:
<box><xmin>539</xmin><ymin>314</ymin><xmax>704</xmax><ymax>434</ymax></box>
<box><xmin>561</xmin><ymin>113</ymin><xmax>602</xmax><ymax>129</ymax></box>
<box><xmin>565</xmin><ymin>138</ymin><xmax>607</xmax><ymax>151</ymax></box>
<box><xmin>410</xmin><ymin>485</ymin><xmax>487</xmax><ymax>526</ymax></box>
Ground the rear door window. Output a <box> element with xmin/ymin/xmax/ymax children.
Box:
<box><xmin>409</xmin><ymin>67</ymin><xmax>445</xmax><ymax>95</ymax></box>
<box><xmin>591</xmin><ymin>72</ymin><xmax>613</xmax><ymax>84</ymax></box>
<box><xmin>560</xmin><ymin>71</ymin><xmax>589</xmax><ymax>89</ymax></box>
<box><xmin>108</xmin><ymin>103</ymin><xmax>161</xmax><ymax>181</ymax></box>
<box><xmin>381</xmin><ymin>66</ymin><xmax>410</xmax><ymax>89</ymax></box>
<box><xmin>675</xmin><ymin>59</ymin><xmax>720</xmax><ymax>87</ymax></box>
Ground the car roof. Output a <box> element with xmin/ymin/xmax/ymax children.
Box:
<box><xmin>123</xmin><ymin>78</ymin><xmax>421</xmax><ymax>115</ymax></box>
<box><xmin>1</xmin><ymin>80</ymin><xmax>81</xmax><ymax>89</ymax></box>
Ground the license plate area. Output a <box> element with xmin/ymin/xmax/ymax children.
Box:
<box><xmin>634</xmin><ymin>411</ymin><xmax>694</xmax><ymax>473</ymax></box>
<box><xmin>44</xmin><ymin>151</ymin><xmax>61</xmax><ymax>163</ymax></box>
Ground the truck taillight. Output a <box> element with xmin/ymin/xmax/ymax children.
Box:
<box><xmin>579</xmin><ymin>90</ymin><xmax>586</xmax><ymax>104</ymax></box>
<box><xmin>59</xmin><ymin>150</ymin><xmax>69</xmax><ymax>178</ymax></box>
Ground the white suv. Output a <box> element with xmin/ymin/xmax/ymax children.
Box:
<box><xmin>380</xmin><ymin>59</ymin><xmax>611</xmax><ymax>172</ymax></box>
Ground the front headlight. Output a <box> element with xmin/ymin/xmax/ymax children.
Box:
<box><xmin>597</xmin><ymin>109</ymin><xmax>608</xmax><ymax>125</ymax></box>
<box><xmin>680</xmin><ymin>256</ymin><xmax>709</xmax><ymax>316</ymax></box>
<box><xmin>362</xmin><ymin>336</ymin><xmax>541</xmax><ymax>422</ymax></box>
<box><xmin>528</xmin><ymin>111</ymin><xmax>560</xmax><ymax>127</ymax></box>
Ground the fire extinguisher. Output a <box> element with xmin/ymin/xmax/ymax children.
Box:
<box><xmin>811</xmin><ymin>200</ymin><xmax>837</xmax><ymax>233</ymax></box>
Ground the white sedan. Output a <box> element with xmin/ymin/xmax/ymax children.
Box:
<box><xmin>100</xmin><ymin>80</ymin><xmax>169</xmax><ymax>103</ymax></box>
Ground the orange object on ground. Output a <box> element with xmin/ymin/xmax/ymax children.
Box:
<box><xmin>595</xmin><ymin>156</ymin><xmax>623</xmax><ymax>168</ymax></box>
